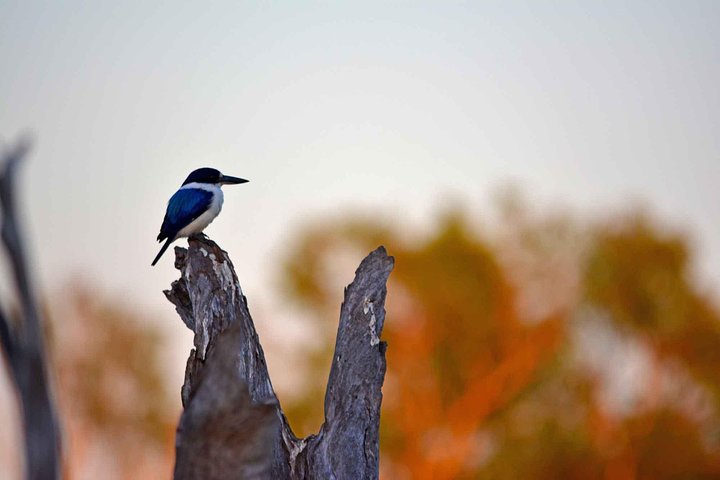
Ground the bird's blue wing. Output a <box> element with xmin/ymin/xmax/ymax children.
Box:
<box><xmin>157</xmin><ymin>188</ymin><xmax>213</xmax><ymax>241</ymax></box>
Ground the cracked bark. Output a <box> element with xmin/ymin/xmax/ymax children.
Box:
<box><xmin>165</xmin><ymin>236</ymin><xmax>393</xmax><ymax>479</ymax></box>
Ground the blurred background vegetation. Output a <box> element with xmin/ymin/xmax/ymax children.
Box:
<box><xmin>3</xmin><ymin>191</ymin><xmax>718</xmax><ymax>479</ymax></box>
<box><xmin>280</xmin><ymin>193</ymin><xmax>720</xmax><ymax>479</ymax></box>
<box><xmin>2</xmin><ymin>3</ymin><xmax>718</xmax><ymax>479</ymax></box>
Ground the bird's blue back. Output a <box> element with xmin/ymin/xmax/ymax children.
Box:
<box><xmin>157</xmin><ymin>188</ymin><xmax>213</xmax><ymax>241</ymax></box>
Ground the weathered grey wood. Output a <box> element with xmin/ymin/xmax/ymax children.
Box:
<box><xmin>173</xmin><ymin>322</ymin><xmax>279</xmax><ymax>479</ymax></box>
<box><xmin>0</xmin><ymin>139</ymin><xmax>61</xmax><ymax>480</ymax></box>
<box><xmin>287</xmin><ymin>247</ymin><xmax>391</xmax><ymax>479</ymax></box>
<box><xmin>165</xmin><ymin>235</ymin><xmax>393</xmax><ymax>479</ymax></box>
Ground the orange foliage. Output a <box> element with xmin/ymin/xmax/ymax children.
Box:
<box><xmin>49</xmin><ymin>287</ymin><xmax>177</xmax><ymax>479</ymax></box>
<box><xmin>280</xmin><ymin>206</ymin><xmax>720</xmax><ymax>479</ymax></box>
<box><xmin>13</xmin><ymin>202</ymin><xmax>717</xmax><ymax>479</ymax></box>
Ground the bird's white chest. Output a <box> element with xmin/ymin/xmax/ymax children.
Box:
<box><xmin>177</xmin><ymin>185</ymin><xmax>224</xmax><ymax>238</ymax></box>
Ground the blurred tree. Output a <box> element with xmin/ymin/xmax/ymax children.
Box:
<box><xmin>279</xmin><ymin>201</ymin><xmax>720</xmax><ymax>479</ymax></box>
<box><xmin>48</xmin><ymin>286</ymin><xmax>176</xmax><ymax>480</ymax></box>
<box><xmin>586</xmin><ymin>215</ymin><xmax>720</xmax><ymax>403</ymax></box>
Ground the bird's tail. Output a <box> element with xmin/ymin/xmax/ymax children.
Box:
<box><xmin>151</xmin><ymin>238</ymin><xmax>173</xmax><ymax>266</ymax></box>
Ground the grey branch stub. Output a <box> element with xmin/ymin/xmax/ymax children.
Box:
<box><xmin>164</xmin><ymin>235</ymin><xmax>394</xmax><ymax>479</ymax></box>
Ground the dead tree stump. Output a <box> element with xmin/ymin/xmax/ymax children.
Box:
<box><xmin>164</xmin><ymin>236</ymin><xmax>393</xmax><ymax>479</ymax></box>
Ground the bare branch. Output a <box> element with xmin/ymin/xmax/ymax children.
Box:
<box><xmin>0</xmin><ymin>307</ymin><xmax>15</xmax><ymax>367</ymax></box>
<box><xmin>0</xmin><ymin>138</ymin><xmax>61</xmax><ymax>480</ymax></box>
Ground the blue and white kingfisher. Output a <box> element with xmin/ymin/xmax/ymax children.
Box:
<box><xmin>152</xmin><ymin>167</ymin><xmax>248</xmax><ymax>266</ymax></box>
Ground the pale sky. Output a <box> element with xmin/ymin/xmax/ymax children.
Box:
<box><xmin>1</xmin><ymin>1</ymin><xmax>719</xmax><ymax>371</ymax></box>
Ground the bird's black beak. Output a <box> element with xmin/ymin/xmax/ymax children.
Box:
<box><xmin>219</xmin><ymin>175</ymin><xmax>249</xmax><ymax>185</ymax></box>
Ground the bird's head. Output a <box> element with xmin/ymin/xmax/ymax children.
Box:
<box><xmin>182</xmin><ymin>167</ymin><xmax>249</xmax><ymax>187</ymax></box>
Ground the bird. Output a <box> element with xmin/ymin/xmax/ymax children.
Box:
<box><xmin>152</xmin><ymin>167</ymin><xmax>248</xmax><ymax>266</ymax></box>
